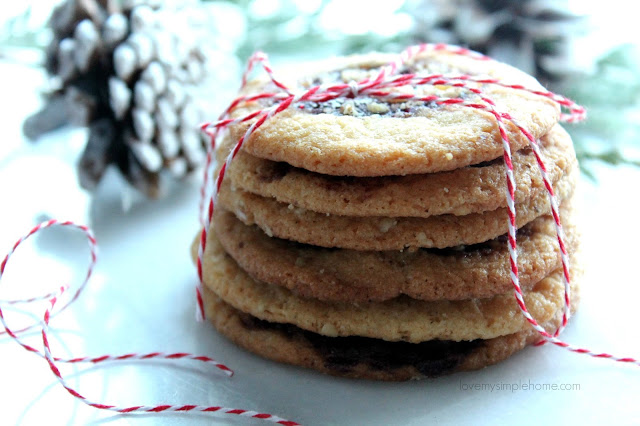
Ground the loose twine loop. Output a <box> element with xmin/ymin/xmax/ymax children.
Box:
<box><xmin>0</xmin><ymin>44</ymin><xmax>636</xmax><ymax>426</ymax></box>
<box><xmin>0</xmin><ymin>220</ymin><xmax>298</xmax><ymax>424</ymax></box>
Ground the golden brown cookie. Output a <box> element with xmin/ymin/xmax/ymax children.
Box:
<box><xmin>229</xmin><ymin>51</ymin><xmax>560</xmax><ymax>176</ymax></box>
<box><xmin>203</xmin><ymin>289</ymin><xmax>578</xmax><ymax>381</ymax></box>
<box><xmin>212</xmin><ymin>203</ymin><xmax>578</xmax><ymax>302</ymax></box>
<box><xmin>220</xmin><ymin>125</ymin><xmax>576</xmax><ymax>218</ymax></box>
<box><xmin>217</xmin><ymin>167</ymin><xmax>577</xmax><ymax>250</ymax></box>
<box><xmin>195</xmin><ymin>228</ymin><xmax>580</xmax><ymax>342</ymax></box>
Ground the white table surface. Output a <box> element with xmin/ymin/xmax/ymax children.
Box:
<box><xmin>1</xmin><ymin>61</ymin><xmax>639</xmax><ymax>426</ymax></box>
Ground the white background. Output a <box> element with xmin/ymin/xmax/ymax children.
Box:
<box><xmin>1</xmin><ymin>54</ymin><xmax>640</xmax><ymax>426</ymax></box>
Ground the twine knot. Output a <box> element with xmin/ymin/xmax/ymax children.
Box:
<box><xmin>348</xmin><ymin>80</ymin><xmax>360</xmax><ymax>98</ymax></box>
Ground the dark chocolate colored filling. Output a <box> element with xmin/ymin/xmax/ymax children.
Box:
<box><xmin>254</xmin><ymin>157</ymin><xmax>504</xmax><ymax>191</ymax></box>
<box><xmin>240</xmin><ymin>313</ymin><xmax>484</xmax><ymax>377</ymax></box>
<box><xmin>251</xmin><ymin>219</ymin><xmax>532</xmax><ymax>259</ymax></box>
<box><xmin>258</xmin><ymin>62</ymin><xmax>476</xmax><ymax>118</ymax></box>
<box><xmin>257</xmin><ymin>161</ymin><xmax>291</xmax><ymax>183</ymax></box>
<box><xmin>421</xmin><ymin>224</ymin><xmax>533</xmax><ymax>257</ymax></box>
<box><xmin>468</xmin><ymin>157</ymin><xmax>502</xmax><ymax>168</ymax></box>
<box><xmin>297</xmin><ymin>97</ymin><xmax>440</xmax><ymax>118</ymax></box>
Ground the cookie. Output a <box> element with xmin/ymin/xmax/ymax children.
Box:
<box><xmin>220</xmin><ymin>124</ymin><xmax>576</xmax><ymax>218</ymax></box>
<box><xmin>203</xmin><ymin>290</ymin><xmax>577</xmax><ymax>381</ymax></box>
<box><xmin>228</xmin><ymin>51</ymin><xmax>560</xmax><ymax>176</ymax></box>
<box><xmin>212</xmin><ymin>203</ymin><xmax>578</xmax><ymax>302</ymax></box>
<box><xmin>217</xmin><ymin>167</ymin><xmax>577</xmax><ymax>250</ymax></box>
<box><xmin>195</xmin><ymin>228</ymin><xmax>580</xmax><ymax>342</ymax></box>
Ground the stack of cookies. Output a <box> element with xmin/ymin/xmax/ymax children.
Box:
<box><xmin>193</xmin><ymin>50</ymin><xmax>580</xmax><ymax>380</ymax></box>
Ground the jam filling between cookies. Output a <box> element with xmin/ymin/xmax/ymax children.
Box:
<box><xmin>240</xmin><ymin>313</ymin><xmax>483</xmax><ymax>377</ymax></box>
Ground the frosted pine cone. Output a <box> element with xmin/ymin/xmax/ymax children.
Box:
<box><xmin>410</xmin><ymin>0</ymin><xmax>588</xmax><ymax>86</ymax></box>
<box><xmin>24</xmin><ymin>0</ymin><xmax>237</xmax><ymax>198</ymax></box>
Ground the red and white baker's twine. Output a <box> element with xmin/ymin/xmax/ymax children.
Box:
<box><xmin>198</xmin><ymin>43</ymin><xmax>637</xmax><ymax>366</ymax></box>
<box><xmin>1</xmin><ymin>44</ymin><xmax>636</xmax><ymax>426</ymax></box>
<box><xmin>1</xmin><ymin>223</ymin><xmax>298</xmax><ymax>424</ymax></box>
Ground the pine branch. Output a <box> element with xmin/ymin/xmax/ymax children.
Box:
<box><xmin>560</xmin><ymin>44</ymin><xmax>640</xmax><ymax>174</ymax></box>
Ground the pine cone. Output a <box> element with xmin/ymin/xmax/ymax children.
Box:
<box><xmin>24</xmin><ymin>0</ymin><xmax>220</xmax><ymax>198</ymax></box>
<box><xmin>411</xmin><ymin>0</ymin><xmax>588</xmax><ymax>86</ymax></box>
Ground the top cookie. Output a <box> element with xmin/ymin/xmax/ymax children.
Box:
<box><xmin>228</xmin><ymin>50</ymin><xmax>560</xmax><ymax>176</ymax></box>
